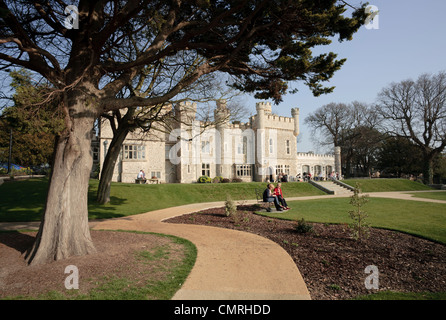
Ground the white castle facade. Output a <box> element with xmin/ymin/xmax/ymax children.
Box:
<box><xmin>95</xmin><ymin>101</ymin><xmax>336</xmax><ymax>183</ymax></box>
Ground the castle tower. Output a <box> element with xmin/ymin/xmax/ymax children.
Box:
<box><xmin>173</xmin><ymin>101</ymin><xmax>197</xmax><ymax>183</ymax></box>
<box><xmin>254</xmin><ymin>102</ymin><xmax>273</xmax><ymax>182</ymax></box>
<box><xmin>334</xmin><ymin>146</ymin><xmax>342</xmax><ymax>175</ymax></box>
<box><xmin>291</xmin><ymin>108</ymin><xmax>300</xmax><ymax>137</ymax></box>
<box><xmin>214</xmin><ymin>100</ymin><xmax>231</xmax><ymax>177</ymax></box>
<box><xmin>255</xmin><ymin>101</ymin><xmax>272</xmax><ymax>130</ymax></box>
<box><xmin>175</xmin><ymin>101</ymin><xmax>197</xmax><ymax>125</ymax></box>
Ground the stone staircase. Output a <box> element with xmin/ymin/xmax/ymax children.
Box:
<box><xmin>310</xmin><ymin>180</ymin><xmax>354</xmax><ymax>196</ymax></box>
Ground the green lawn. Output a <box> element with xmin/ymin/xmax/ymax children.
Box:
<box><xmin>2</xmin><ymin>178</ymin><xmax>444</xmax><ymax>243</ymax></box>
<box><xmin>0</xmin><ymin>178</ymin><xmax>325</xmax><ymax>222</ymax></box>
<box><xmin>354</xmin><ymin>290</ymin><xmax>446</xmax><ymax>300</ymax></box>
<box><xmin>342</xmin><ymin>178</ymin><xmax>432</xmax><ymax>192</ymax></box>
<box><xmin>407</xmin><ymin>191</ymin><xmax>446</xmax><ymax>201</ymax></box>
<box><xmin>258</xmin><ymin>197</ymin><xmax>446</xmax><ymax>244</ymax></box>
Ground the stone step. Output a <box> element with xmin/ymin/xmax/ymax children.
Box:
<box><xmin>311</xmin><ymin>181</ymin><xmax>353</xmax><ymax>195</ymax></box>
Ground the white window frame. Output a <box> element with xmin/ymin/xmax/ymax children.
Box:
<box><xmin>124</xmin><ymin>145</ymin><xmax>145</xmax><ymax>160</ymax></box>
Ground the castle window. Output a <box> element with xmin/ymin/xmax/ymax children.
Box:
<box><xmin>286</xmin><ymin>140</ymin><xmax>290</xmax><ymax>154</ymax></box>
<box><xmin>269</xmin><ymin>138</ymin><xmax>274</xmax><ymax>154</ymax></box>
<box><xmin>124</xmin><ymin>145</ymin><xmax>145</xmax><ymax>160</ymax></box>
<box><xmin>236</xmin><ymin>164</ymin><xmax>252</xmax><ymax>177</ymax></box>
<box><xmin>202</xmin><ymin>163</ymin><xmax>210</xmax><ymax>176</ymax></box>
<box><xmin>284</xmin><ymin>165</ymin><xmax>290</xmax><ymax>175</ymax></box>
<box><xmin>237</xmin><ymin>136</ymin><xmax>248</xmax><ymax>154</ymax></box>
<box><xmin>275</xmin><ymin>165</ymin><xmax>283</xmax><ymax>175</ymax></box>
<box><xmin>201</xmin><ymin>141</ymin><xmax>210</xmax><ymax>154</ymax></box>
<box><xmin>151</xmin><ymin>171</ymin><xmax>161</xmax><ymax>179</ymax></box>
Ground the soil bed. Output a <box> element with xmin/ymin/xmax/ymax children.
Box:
<box><xmin>165</xmin><ymin>205</ymin><xmax>446</xmax><ymax>300</ymax></box>
<box><xmin>0</xmin><ymin>230</ymin><xmax>188</xmax><ymax>299</ymax></box>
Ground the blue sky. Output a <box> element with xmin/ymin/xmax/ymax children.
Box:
<box><xmin>2</xmin><ymin>1</ymin><xmax>444</xmax><ymax>155</ymax></box>
<box><xmin>242</xmin><ymin>0</ymin><xmax>446</xmax><ymax>153</ymax></box>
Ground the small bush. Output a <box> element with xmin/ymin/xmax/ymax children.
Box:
<box><xmin>295</xmin><ymin>218</ymin><xmax>313</xmax><ymax>234</ymax></box>
<box><xmin>348</xmin><ymin>183</ymin><xmax>370</xmax><ymax>241</ymax></box>
<box><xmin>212</xmin><ymin>176</ymin><xmax>223</xmax><ymax>183</ymax></box>
<box><xmin>231</xmin><ymin>177</ymin><xmax>242</xmax><ymax>183</ymax></box>
<box><xmin>197</xmin><ymin>175</ymin><xmax>211</xmax><ymax>183</ymax></box>
<box><xmin>224</xmin><ymin>195</ymin><xmax>237</xmax><ymax>217</ymax></box>
<box><xmin>221</xmin><ymin>178</ymin><xmax>230</xmax><ymax>183</ymax></box>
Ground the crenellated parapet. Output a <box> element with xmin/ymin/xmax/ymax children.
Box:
<box><xmin>255</xmin><ymin>101</ymin><xmax>272</xmax><ymax>114</ymax></box>
<box><xmin>297</xmin><ymin>152</ymin><xmax>335</xmax><ymax>159</ymax></box>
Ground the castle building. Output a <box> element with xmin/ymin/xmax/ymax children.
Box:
<box><xmin>96</xmin><ymin>100</ymin><xmax>335</xmax><ymax>183</ymax></box>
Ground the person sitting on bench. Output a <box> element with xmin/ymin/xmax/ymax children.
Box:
<box><xmin>263</xmin><ymin>183</ymin><xmax>283</xmax><ymax>212</ymax></box>
<box><xmin>274</xmin><ymin>182</ymin><xmax>290</xmax><ymax>210</ymax></box>
<box><xmin>136</xmin><ymin>169</ymin><xmax>147</xmax><ymax>183</ymax></box>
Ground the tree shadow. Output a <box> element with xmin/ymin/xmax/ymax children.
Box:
<box><xmin>0</xmin><ymin>231</ymin><xmax>35</xmax><ymax>253</ymax></box>
<box><xmin>88</xmin><ymin>195</ymin><xmax>130</xmax><ymax>219</ymax></box>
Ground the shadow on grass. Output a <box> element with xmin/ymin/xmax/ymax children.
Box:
<box><xmin>88</xmin><ymin>194</ymin><xmax>130</xmax><ymax>220</ymax></box>
<box><xmin>0</xmin><ymin>179</ymin><xmax>130</xmax><ymax>221</ymax></box>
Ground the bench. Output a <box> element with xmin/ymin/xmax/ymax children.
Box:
<box><xmin>255</xmin><ymin>188</ymin><xmax>274</xmax><ymax>212</ymax></box>
<box><xmin>135</xmin><ymin>178</ymin><xmax>147</xmax><ymax>184</ymax></box>
<box><xmin>147</xmin><ymin>178</ymin><xmax>159</xmax><ymax>184</ymax></box>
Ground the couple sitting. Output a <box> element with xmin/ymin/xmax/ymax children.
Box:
<box><xmin>262</xmin><ymin>183</ymin><xmax>290</xmax><ymax>212</ymax></box>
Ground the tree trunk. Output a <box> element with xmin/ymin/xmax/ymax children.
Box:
<box><xmin>96</xmin><ymin>126</ymin><xmax>130</xmax><ymax>204</ymax></box>
<box><xmin>423</xmin><ymin>154</ymin><xmax>435</xmax><ymax>185</ymax></box>
<box><xmin>25</xmin><ymin>98</ymin><xmax>97</xmax><ymax>265</ymax></box>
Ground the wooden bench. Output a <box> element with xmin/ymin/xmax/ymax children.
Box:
<box><xmin>255</xmin><ymin>188</ymin><xmax>274</xmax><ymax>212</ymax></box>
<box><xmin>135</xmin><ymin>178</ymin><xmax>146</xmax><ymax>184</ymax></box>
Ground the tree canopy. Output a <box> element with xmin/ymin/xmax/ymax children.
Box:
<box><xmin>1</xmin><ymin>0</ymin><xmax>367</xmax><ymax>107</ymax></box>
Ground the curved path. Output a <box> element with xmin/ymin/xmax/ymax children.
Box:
<box><xmin>92</xmin><ymin>201</ymin><xmax>311</xmax><ymax>300</ymax></box>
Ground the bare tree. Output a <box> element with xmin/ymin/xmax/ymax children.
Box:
<box><xmin>377</xmin><ymin>71</ymin><xmax>446</xmax><ymax>184</ymax></box>
<box><xmin>305</xmin><ymin>101</ymin><xmax>382</xmax><ymax>176</ymax></box>
<box><xmin>305</xmin><ymin>102</ymin><xmax>352</xmax><ymax>148</ymax></box>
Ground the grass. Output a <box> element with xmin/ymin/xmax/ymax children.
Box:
<box><xmin>0</xmin><ymin>178</ymin><xmax>325</xmax><ymax>222</ymax></box>
<box><xmin>342</xmin><ymin>178</ymin><xmax>432</xmax><ymax>192</ymax></box>
<box><xmin>258</xmin><ymin>197</ymin><xmax>446</xmax><ymax>244</ymax></box>
<box><xmin>354</xmin><ymin>291</ymin><xmax>446</xmax><ymax>300</ymax></box>
<box><xmin>407</xmin><ymin>191</ymin><xmax>446</xmax><ymax>201</ymax></box>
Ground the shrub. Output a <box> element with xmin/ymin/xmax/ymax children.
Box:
<box><xmin>295</xmin><ymin>218</ymin><xmax>313</xmax><ymax>234</ymax></box>
<box><xmin>224</xmin><ymin>195</ymin><xmax>237</xmax><ymax>217</ymax></box>
<box><xmin>197</xmin><ymin>175</ymin><xmax>211</xmax><ymax>183</ymax></box>
<box><xmin>212</xmin><ymin>176</ymin><xmax>223</xmax><ymax>183</ymax></box>
<box><xmin>348</xmin><ymin>183</ymin><xmax>370</xmax><ymax>241</ymax></box>
<box><xmin>231</xmin><ymin>177</ymin><xmax>242</xmax><ymax>183</ymax></box>
<box><xmin>221</xmin><ymin>178</ymin><xmax>230</xmax><ymax>183</ymax></box>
